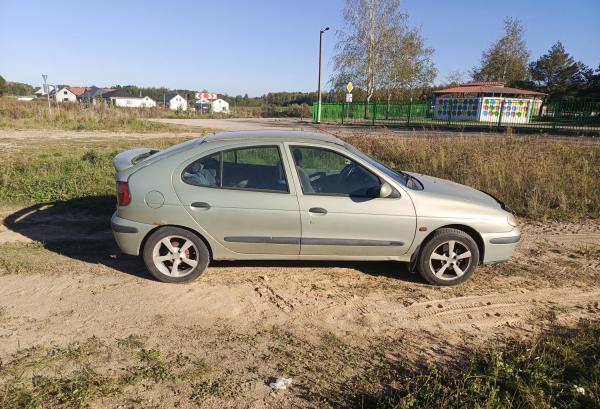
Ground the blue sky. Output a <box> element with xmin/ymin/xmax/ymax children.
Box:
<box><xmin>1</xmin><ymin>0</ymin><xmax>598</xmax><ymax>96</ymax></box>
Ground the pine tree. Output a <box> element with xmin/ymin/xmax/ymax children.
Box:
<box><xmin>529</xmin><ymin>42</ymin><xmax>584</xmax><ymax>100</ymax></box>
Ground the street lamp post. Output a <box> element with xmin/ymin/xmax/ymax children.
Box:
<box><xmin>317</xmin><ymin>27</ymin><xmax>329</xmax><ymax>124</ymax></box>
<box><xmin>42</xmin><ymin>74</ymin><xmax>51</xmax><ymax>113</ymax></box>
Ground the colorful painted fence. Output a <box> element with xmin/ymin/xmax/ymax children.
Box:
<box><xmin>433</xmin><ymin>97</ymin><xmax>533</xmax><ymax>124</ymax></box>
<box><xmin>313</xmin><ymin>100</ymin><xmax>600</xmax><ymax>133</ymax></box>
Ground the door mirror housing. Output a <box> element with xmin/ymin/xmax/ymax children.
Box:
<box><xmin>379</xmin><ymin>182</ymin><xmax>394</xmax><ymax>198</ymax></box>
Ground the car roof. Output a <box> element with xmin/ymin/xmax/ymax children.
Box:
<box><xmin>202</xmin><ymin>130</ymin><xmax>344</xmax><ymax>146</ymax></box>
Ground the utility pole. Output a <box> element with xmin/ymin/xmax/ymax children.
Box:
<box><xmin>42</xmin><ymin>74</ymin><xmax>51</xmax><ymax>113</ymax></box>
<box><xmin>316</xmin><ymin>27</ymin><xmax>329</xmax><ymax>124</ymax></box>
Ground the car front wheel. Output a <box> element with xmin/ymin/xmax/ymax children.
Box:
<box><xmin>416</xmin><ymin>228</ymin><xmax>480</xmax><ymax>286</ymax></box>
<box><xmin>142</xmin><ymin>226</ymin><xmax>209</xmax><ymax>283</ymax></box>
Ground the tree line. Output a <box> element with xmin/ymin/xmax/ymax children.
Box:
<box><xmin>330</xmin><ymin>0</ymin><xmax>599</xmax><ymax>102</ymax></box>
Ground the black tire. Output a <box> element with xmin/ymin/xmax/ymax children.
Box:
<box><xmin>416</xmin><ymin>228</ymin><xmax>480</xmax><ymax>286</ymax></box>
<box><xmin>142</xmin><ymin>226</ymin><xmax>210</xmax><ymax>283</ymax></box>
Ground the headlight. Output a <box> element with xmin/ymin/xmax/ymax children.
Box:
<box><xmin>507</xmin><ymin>213</ymin><xmax>518</xmax><ymax>227</ymax></box>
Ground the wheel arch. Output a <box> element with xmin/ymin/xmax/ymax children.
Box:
<box><xmin>413</xmin><ymin>224</ymin><xmax>485</xmax><ymax>267</ymax></box>
<box><xmin>139</xmin><ymin>224</ymin><xmax>214</xmax><ymax>260</ymax></box>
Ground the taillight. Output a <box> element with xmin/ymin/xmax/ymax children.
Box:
<box><xmin>116</xmin><ymin>181</ymin><xmax>131</xmax><ymax>206</ymax></box>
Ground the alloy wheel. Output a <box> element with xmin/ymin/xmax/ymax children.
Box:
<box><xmin>428</xmin><ymin>239</ymin><xmax>472</xmax><ymax>281</ymax></box>
<box><xmin>152</xmin><ymin>235</ymin><xmax>199</xmax><ymax>277</ymax></box>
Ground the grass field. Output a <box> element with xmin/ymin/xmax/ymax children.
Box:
<box><xmin>347</xmin><ymin>134</ymin><xmax>600</xmax><ymax>220</ymax></box>
<box><xmin>1</xmin><ymin>132</ymin><xmax>598</xmax><ymax>220</ymax></box>
<box><xmin>0</xmin><ymin>98</ymin><xmax>309</xmax><ymax>131</ymax></box>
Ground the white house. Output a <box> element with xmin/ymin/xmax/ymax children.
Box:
<box><xmin>211</xmin><ymin>98</ymin><xmax>229</xmax><ymax>113</ymax></box>
<box><xmin>55</xmin><ymin>87</ymin><xmax>78</xmax><ymax>103</ymax></box>
<box><xmin>34</xmin><ymin>85</ymin><xmax>55</xmax><ymax>97</ymax></box>
<box><xmin>103</xmin><ymin>89</ymin><xmax>156</xmax><ymax>108</ymax></box>
<box><xmin>160</xmin><ymin>93</ymin><xmax>187</xmax><ymax>111</ymax></box>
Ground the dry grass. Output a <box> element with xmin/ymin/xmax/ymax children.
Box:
<box><xmin>0</xmin><ymin>98</ymin><xmax>307</xmax><ymax>131</ymax></box>
<box><xmin>0</xmin><ymin>125</ymin><xmax>598</xmax><ymax>220</ymax></box>
<box><xmin>345</xmin><ymin>133</ymin><xmax>600</xmax><ymax>220</ymax></box>
<box><xmin>0</xmin><ymin>98</ymin><xmax>194</xmax><ymax>132</ymax></box>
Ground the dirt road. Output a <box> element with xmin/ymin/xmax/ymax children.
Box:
<box><xmin>1</xmin><ymin>201</ymin><xmax>599</xmax><ymax>407</ymax></box>
<box><xmin>149</xmin><ymin>117</ymin><xmax>316</xmax><ymax>132</ymax></box>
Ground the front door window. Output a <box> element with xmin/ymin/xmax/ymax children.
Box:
<box><xmin>290</xmin><ymin>146</ymin><xmax>380</xmax><ymax>197</ymax></box>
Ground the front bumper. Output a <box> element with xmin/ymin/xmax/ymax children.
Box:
<box><xmin>111</xmin><ymin>212</ymin><xmax>155</xmax><ymax>256</ymax></box>
<box><xmin>480</xmin><ymin>227</ymin><xmax>521</xmax><ymax>264</ymax></box>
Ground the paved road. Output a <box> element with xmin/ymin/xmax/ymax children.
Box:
<box><xmin>150</xmin><ymin>117</ymin><xmax>599</xmax><ymax>143</ymax></box>
<box><xmin>150</xmin><ymin>117</ymin><xmax>318</xmax><ymax>132</ymax></box>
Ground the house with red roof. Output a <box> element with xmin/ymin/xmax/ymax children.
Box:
<box><xmin>432</xmin><ymin>82</ymin><xmax>545</xmax><ymax>124</ymax></box>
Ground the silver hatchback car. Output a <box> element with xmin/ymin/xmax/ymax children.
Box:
<box><xmin>111</xmin><ymin>131</ymin><xmax>520</xmax><ymax>285</ymax></box>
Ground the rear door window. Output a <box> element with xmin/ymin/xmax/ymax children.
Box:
<box><xmin>182</xmin><ymin>146</ymin><xmax>288</xmax><ymax>193</ymax></box>
<box><xmin>182</xmin><ymin>153</ymin><xmax>220</xmax><ymax>187</ymax></box>
<box><xmin>222</xmin><ymin>146</ymin><xmax>288</xmax><ymax>192</ymax></box>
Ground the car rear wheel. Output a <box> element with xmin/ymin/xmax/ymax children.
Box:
<box><xmin>143</xmin><ymin>227</ymin><xmax>209</xmax><ymax>283</ymax></box>
<box><xmin>416</xmin><ymin>228</ymin><xmax>479</xmax><ymax>286</ymax></box>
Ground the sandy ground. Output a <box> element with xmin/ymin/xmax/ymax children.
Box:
<box><xmin>1</xmin><ymin>204</ymin><xmax>599</xmax><ymax>407</ymax></box>
<box><xmin>0</xmin><ymin>128</ymin><xmax>599</xmax><ymax>407</ymax></box>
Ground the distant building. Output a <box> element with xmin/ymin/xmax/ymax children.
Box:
<box><xmin>34</xmin><ymin>85</ymin><xmax>56</xmax><ymax>97</ymax></box>
<box><xmin>211</xmin><ymin>98</ymin><xmax>229</xmax><ymax>113</ymax></box>
<box><xmin>102</xmin><ymin>89</ymin><xmax>156</xmax><ymax>108</ymax></box>
<box><xmin>69</xmin><ymin>87</ymin><xmax>89</xmax><ymax>98</ymax></box>
<box><xmin>158</xmin><ymin>93</ymin><xmax>187</xmax><ymax>111</ymax></box>
<box><xmin>55</xmin><ymin>87</ymin><xmax>78</xmax><ymax>103</ymax></box>
<box><xmin>432</xmin><ymin>82</ymin><xmax>546</xmax><ymax>124</ymax></box>
<box><xmin>78</xmin><ymin>86</ymin><xmax>110</xmax><ymax>104</ymax></box>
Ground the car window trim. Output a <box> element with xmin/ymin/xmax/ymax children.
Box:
<box><xmin>289</xmin><ymin>144</ymin><xmax>383</xmax><ymax>198</ymax></box>
<box><xmin>181</xmin><ymin>144</ymin><xmax>291</xmax><ymax>194</ymax></box>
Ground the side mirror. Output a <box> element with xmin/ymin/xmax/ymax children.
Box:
<box><xmin>379</xmin><ymin>182</ymin><xmax>393</xmax><ymax>198</ymax></box>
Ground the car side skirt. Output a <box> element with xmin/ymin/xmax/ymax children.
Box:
<box><xmin>224</xmin><ymin>236</ymin><xmax>404</xmax><ymax>247</ymax></box>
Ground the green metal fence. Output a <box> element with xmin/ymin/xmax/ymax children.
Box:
<box><xmin>312</xmin><ymin>100</ymin><xmax>600</xmax><ymax>133</ymax></box>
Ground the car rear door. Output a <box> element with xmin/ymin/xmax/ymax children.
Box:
<box><xmin>172</xmin><ymin>143</ymin><xmax>301</xmax><ymax>255</ymax></box>
<box><xmin>286</xmin><ymin>143</ymin><xmax>416</xmax><ymax>257</ymax></box>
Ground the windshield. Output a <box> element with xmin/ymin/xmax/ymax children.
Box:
<box><xmin>345</xmin><ymin>144</ymin><xmax>423</xmax><ymax>190</ymax></box>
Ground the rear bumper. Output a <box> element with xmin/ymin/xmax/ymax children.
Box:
<box><xmin>481</xmin><ymin>227</ymin><xmax>521</xmax><ymax>264</ymax></box>
<box><xmin>111</xmin><ymin>212</ymin><xmax>155</xmax><ymax>256</ymax></box>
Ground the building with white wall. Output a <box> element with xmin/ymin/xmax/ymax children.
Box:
<box><xmin>159</xmin><ymin>93</ymin><xmax>187</xmax><ymax>110</ymax></box>
<box><xmin>211</xmin><ymin>98</ymin><xmax>229</xmax><ymax>113</ymax></box>
<box><xmin>103</xmin><ymin>89</ymin><xmax>156</xmax><ymax>108</ymax></box>
<box><xmin>55</xmin><ymin>87</ymin><xmax>78</xmax><ymax>103</ymax></box>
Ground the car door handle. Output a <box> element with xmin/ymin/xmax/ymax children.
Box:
<box><xmin>191</xmin><ymin>202</ymin><xmax>211</xmax><ymax>209</ymax></box>
<box><xmin>309</xmin><ymin>207</ymin><xmax>327</xmax><ymax>215</ymax></box>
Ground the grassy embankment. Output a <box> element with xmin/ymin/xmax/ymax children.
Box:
<box><xmin>1</xmin><ymin>133</ymin><xmax>598</xmax><ymax>220</ymax></box>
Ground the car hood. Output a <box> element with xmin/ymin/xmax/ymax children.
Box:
<box><xmin>407</xmin><ymin>172</ymin><xmax>501</xmax><ymax>209</ymax></box>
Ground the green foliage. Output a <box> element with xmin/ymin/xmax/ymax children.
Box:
<box><xmin>473</xmin><ymin>17</ymin><xmax>530</xmax><ymax>85</ymax></box>
<box><xmin>5</xmin><ymin>81</ymin><xmax>35</xmax><ymax>96</ymax></box>
<box><xmin>529</xmin><ymin>42</ymin><xmax>587</xmax><ymax>100</ymax></box>
<box><xmin>332</xmin><ymin>0</ymin><xmax>435</xmax><ymax>103</ymax></box>
<box><xmin>0</xmin><ymin>74</ymin><xmax>6</xmax><ymax>96</ymax></box>
<box><xmin>1</xmin><ymin>368</ymin><xmax>120</xmax><ymax>409</ymax></box>
<box><xmin>0</xmin><ymin>149</ymin><xmax>116</xmax><ymax>203</ymax></box>
<box><xmin>345</xmin><ymin>320</ymin><xmax>600</xmax><ymax>409</ymax></box>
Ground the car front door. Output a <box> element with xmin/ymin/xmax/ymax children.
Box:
<box><xmin>172</xmin><ymin>143</ymin><xmax>301</xmax><ymax>255</ymax></box>
<box><xmin>287</xmin><ymin>144</ymin><xmax>416</xmax><ymax>257</ymax></box>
